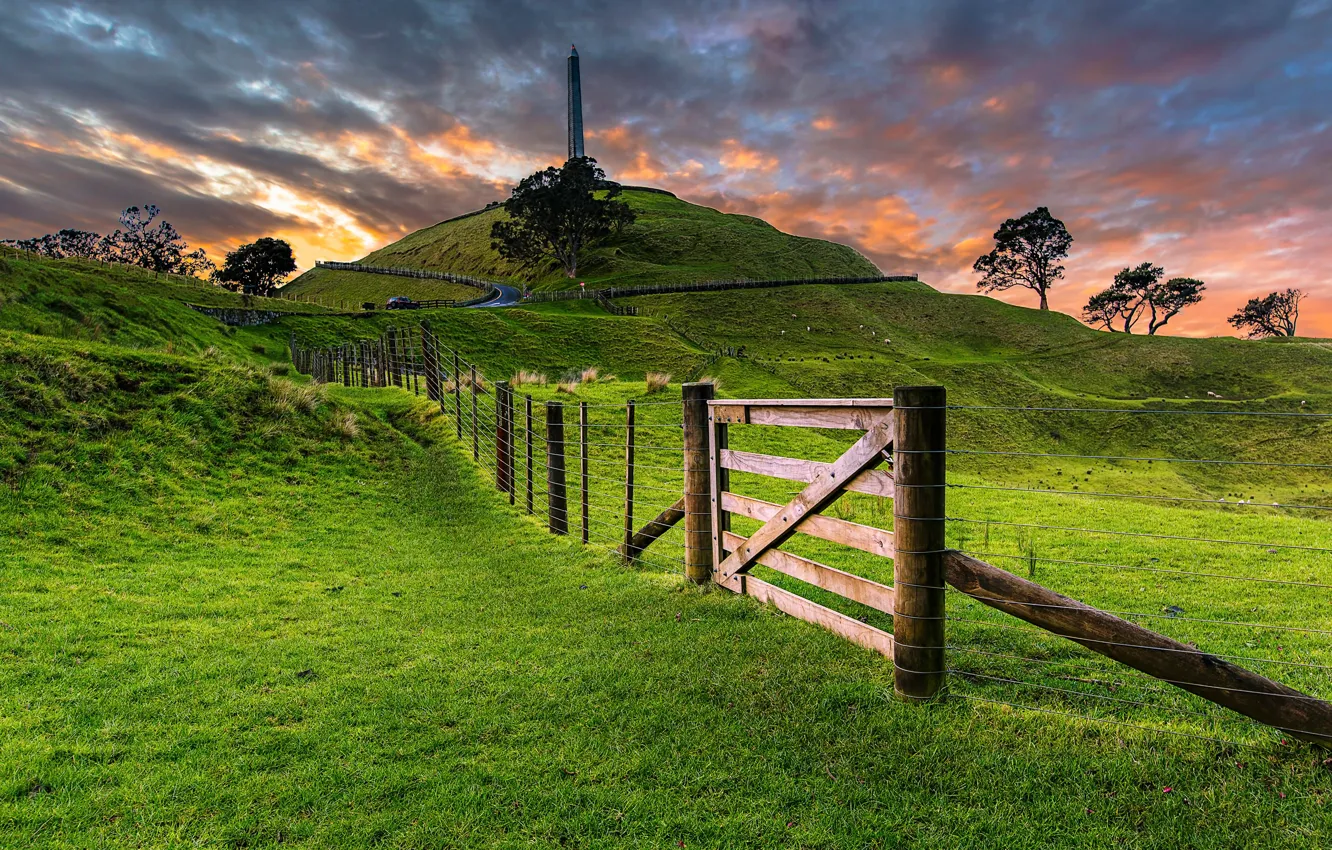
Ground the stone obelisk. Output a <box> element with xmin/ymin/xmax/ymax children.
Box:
<box><xmin>567</xmin><ymin>45</ymin><xmax>585</xmax><ymax>160</ymax></box>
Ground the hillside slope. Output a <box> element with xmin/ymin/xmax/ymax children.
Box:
<box><xmin>284</xmin><ymin>189</ymin><xmax>883</xmax><ymax>298</ymax></box>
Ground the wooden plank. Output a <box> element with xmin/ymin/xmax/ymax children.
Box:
<box><xmin>715</xmin><ymin>422</ymin><xmax>893</xmax><ymax>581</ymax></box>
<box><xmin>722</xmin><ymin>531</ymin><xmax>894</xmax><ymax>615</ymax></box>
<box><xmin>717</xmin><ymin>573</ymin><xmax>893</xmax><ymax>658</ymax></box>
<box><xmin>711</xmin><ymin>404</ymin><xmax>892</xmax><ymax>430</ymax></box>
<box><xmin>712</xmin><ymin>399</ymin><xmax>897</xmax><ymax>407</ymax></box>
<box><xmin>945</xmin><ymin>551</ymin><xmax>1332</xmax><ymax>744</ymax></box>
<box><xmin>722</xmin><ymin>492</ymin><xmax>894</xmax><ymax>559</ymax></box>
<box><xmin>621</xmin><ymin>498</ymin><xmax>686</xmax><ymax>559</ymax></box>
<box><xmin>722</xmin><ymin>449</ymin><xmax>894</xmax><ymax>497</ymax></box>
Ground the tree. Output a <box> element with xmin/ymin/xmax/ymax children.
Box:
<box><xmin>177</xmin><ymin>248</ymin><xmax>216</xmax><ymax>279</ymax></box>
<box><xmin>116</xmin><ymin>204</ymin><xmax>189</xmax><ymax>272</ymax></box>
<box><xmin>490</xmin><ymin>157</ymin><xmax>634</xmax><ymax>278</ymax></box>
<box><xmin>213</xmin><ymin>237</ymin><xmax>297</xmax><ymax>296</ymax></box>
<box><xmin>972</xmin><ymin>206</ymin><xmax>1072</xmax><ymax>310</ymax></box>
<box><xmin>1082</xmin><ymin>287</ymin><xmax>1136</xmax><ymax>332</ymax></box>
<box><xmin>1228</xmin><ymin>289</ymin><xmax>1304</xmax><ymax>338</ymax></box>
<box><xmin>1081</xmin><ymin>264</ymin><xmax>1205</xmax><ymax>334</ymax></box>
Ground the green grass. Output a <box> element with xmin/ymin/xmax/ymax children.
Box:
<box><xmin>283</xmin><ymin>189</ymin><xmax>882</xmax><ymax>295</ymax></box>
<box><xmin>3</xmin><ymin>336</ymin><xmax>1330</xmax><ymax>848</ymax></box>
<box><xmin>275</xmin><ymin>269</ymin><xmax>482</xmax><ymax>307</ymax></box>
<box><xmin>5</xmin><ymin>253</ymin><xmax>1332</xmax><ymax>846</ymax></box>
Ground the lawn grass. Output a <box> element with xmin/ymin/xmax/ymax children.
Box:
<box><xmin>3</xmin><ymin>336</ymin><xmax>1330</xmax><ymax>848</ymax></box>
<box><xmin>282</xmin><ymin>189</ymin><xmax>882</xmax><ymax>295</ymax></box>
<box><xmin>275</xmin><ymin>269</ymin><xmax>482</xmax><ymax>307</ymax></box>
<box><xmin>5</xmin><ymin>254</ymin><xmax>1332</xmax><ymax>846</ymax></box>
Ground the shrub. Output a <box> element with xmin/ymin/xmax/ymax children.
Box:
<box><xmin>645</xmin><ymin>372</ymin><xmax>671</xmax><ymax>393</ymax></box>
<box><xmin>698</xmin><ymin>375</ymin><xmax>723</xmax><ymax>393</ymax></box>
<box><xmin>555</xmin><ymin>380</ymin><xmax>579</xmax><ymax>395</ymax></box>
<box><xmin>579</xmin><ymin>366</ymin><xmax>600</xmax><ymax>384</ymax></box>
<box><xmin>512</xmin><ymin>370</ymin><xmax>548</xmax><ymax>387</ymax></box>
<box><xmin>329</xmin><ymin>411</ymin><xmax>360</xmax><ymax>441</ymax></box>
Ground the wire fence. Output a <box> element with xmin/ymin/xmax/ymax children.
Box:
<box><xmin>287</xmin><ymin>325</ymin><xmax>1332</xmax><ymax>748</ymax></box>
<box><xmin>937</xmin><ymin>402</ymin><xmax>1332</xmax><ymax>747</ymax></box>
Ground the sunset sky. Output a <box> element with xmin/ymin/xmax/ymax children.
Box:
<box><xmin>1</xmin><ymin>0</ymin><xmax>1330</xmax><ymax>336</ymax></box>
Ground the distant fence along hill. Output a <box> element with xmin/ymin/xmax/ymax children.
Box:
<box><xmin>312</xmin><ymin>260</ymin><xmax>916</xmax><ymax>305</ymax></box>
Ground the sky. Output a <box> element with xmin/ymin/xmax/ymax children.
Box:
<box><xmin>1</xmin><ymin>0</ymin><xmax>1330</xmax><ymax>337</ymax></box>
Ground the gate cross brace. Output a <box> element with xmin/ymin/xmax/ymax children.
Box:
<box><xmin>717</xmin><ymin>422</ymin><xmax>894</xmax><ymax>582</ymax></box>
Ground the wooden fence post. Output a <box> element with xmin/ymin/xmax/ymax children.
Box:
<box><xmin>893</xmin><ymin>385</ymin><xmax>947</xmax><ymax>702</ymax></box>
<box><xmin>453</xmin><ymin>352</ymin><xmax>462</xmax><ymax>438</ymax></box>
<box><xmin>470</xmin><ymin>365</ymin><xmax>479</xmax><ymax>462</ymax></box>
<box><xmin>385</xmin><ymin>327</ymin><xmax>398</xmax><ymax>387</ymax></box>
<box><xmin>580</xmin><ymin>401</ymin><xmax>589</xmax><ymax>544</ymax></box>
<box><xmin>546</xmin><ymin>402</ymin><xmax>568</xmax><ymax>535</ymax></box>
<box><xmin>708</xmin><ymin>398</ymin><xmax>731</xmax><ymax>575</ymax></box>
<box><xmin>525</xmin><ymin>395</ymin><xmax>535</xmax><ymax>515</ymax></box>
<box><xmin>421</xmin><ymin>321</ymin><xmax>438</xmax><ymax>401</ymax></box>
<box><xmin>495</xmin><ymin>381</ymin><xmax>511</xmax><ymax>495</ymax></box>
<box><xmin>683</xmin><ymin>382</ymin><xmax>715</xmax><ymax>584</ymax></box>
<box><xmin>623</xmin><ymin>399</ymin><xmax>635</xmax><ymax>557</ymax></box>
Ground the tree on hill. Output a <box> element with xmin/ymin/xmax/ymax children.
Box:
<box><xmin>490</xmin><ymin>157</ymin><xmax>634</xmax><ymax>278</ymax></box>
<box><xmin>1081</xmin><ymin>263</ymin><xmax>1205</xmax><ymax>334</ymax></box>
<box><xmin>115</xmin><ymin>205</ymin><xmax>190</xmax><ymax>272</ymax></box>
<box><xmin>1228</xmin><ymin>289</ymin><xmax>1304</xmax><ymax>338</ymax></box>
<box><xmin>972</xmin><ymin>206</ymin><xmax>1072</xmax><ymax>310</ymax></box>
<box><xmin>213</xmin><ymin>238</ymin><xmax>297</xmax><ymax>296</ymax></box>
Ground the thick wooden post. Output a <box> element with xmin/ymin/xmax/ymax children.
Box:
<box><xmin>453</xmin><ymin>352</ymin><xmax>462</xmax><ymax>438</ymax></box>
<box><xmin>893</xmin><ymin>385</ymin><xmax>946</xmax><ymax>702</ymax></box>
<box><xmin>623</xmin><ymin>400</ymin><xmax>635</xmax><ymax>557</ymax></box>
<box><xmin>580</xmin><ymin>401</ymin><xmax>590</xmax><ymax>544</ymax></box>
<box><xmin>682</xmin><ymin>382</ymin><xmax>715</xmax><ymax>584</ymax></box>
<box><xmin>525</xmin><ymin>395</ymin><xmax>535</xmax><ymax>514</ymax></box>
<box><xmin>546</xmin><ymin>402</ymin><xmax>568</xmax><ymax>535</ymax></box>
<box><xmin>470</xmin><ymin>365</ymin><xmax>479</xmax><ymax>462</ymax></box>
<box><xmin>495</xmin><ymin>381</ymin><xmax>511</xmax><ymax>494</ymax></box>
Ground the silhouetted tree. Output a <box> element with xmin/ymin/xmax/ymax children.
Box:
<box><xmin>973</xmin><ymin>206</ymin><xmax>1072</xmax><ymax>310</ymax></box>
<box><xmin>1228</xmin><ymin>289</ymin><xmax>1304</xmax><ymax>338</ymax></box>
<box><xmin>490</xmin><ymin>157</ymin><xmax>634</xmax><ymax>278</ymax></box>
<box><xmin>213</xmin><ymin>237</ymin><xmax>297</xmax><ymax>296</ymax></box>
<box><xmin>115</xmin><ymin>205</ymin><xmax>189</xmax><ymax>272</ymax></box>
<box><xmin>178</xmin><ymin>248</ymin><xmax>217</xmax><ymax>279</ymax></box>
<box><xmin>1081</xmin><ymin>264</ymin><xmax>1205</xmax><ymax>335</ymax></box>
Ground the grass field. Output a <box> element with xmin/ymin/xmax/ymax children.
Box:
<box><xmin>4</xmin><ymin>254</ymin><xmax>1332</xmax><ymax>846</ymax></box>
<box><xmin>275</xmin><ymin>269</ymin><xmax>483</xmax><ymax>307</ymax></box>
<box><xmin>283</xmin><ymin>189</ymin><xmax>882</xmax><ymax>296</ymax></box>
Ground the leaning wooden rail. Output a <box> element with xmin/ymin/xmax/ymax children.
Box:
<box><xmin>945</xmin><ymin>550</ymin><xmax>1332</xmax><ymax>745</ymax></box>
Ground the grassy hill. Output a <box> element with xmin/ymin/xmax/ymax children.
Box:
<box><xmin>4</xmin><ymin>254</ymin><xmax>1332</xmax><ymax>846</ymax></box>
<box><xmin>283</xmin><ymin>188</ymin><xmax>883</xmax><ymax>301</ymax></box>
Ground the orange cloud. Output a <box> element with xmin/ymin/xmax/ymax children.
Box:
<box><xmin>719</xmin><ymin>139</ymin><xmax>779</xmax><ymax>173</ymax></box>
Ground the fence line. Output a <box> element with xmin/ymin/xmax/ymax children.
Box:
<box><xmin>286</xmin><ymin>325</ymin><xmax>1332</xmax><ymax>749</ymax></box>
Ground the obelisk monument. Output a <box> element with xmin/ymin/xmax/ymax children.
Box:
<box><xmin>567</xmin><ymin>45</ymin><xmax>585</xmax><ymax>160</ymax></box>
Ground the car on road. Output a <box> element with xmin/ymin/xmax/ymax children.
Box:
<box><xmin>385</xmin><ymin>296</ymin><xmax>420</xmax><ymax>310</ymax></box>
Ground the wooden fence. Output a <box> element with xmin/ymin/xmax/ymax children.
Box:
<box><xmin>287</xmin><ymin>328</ymin><xmax>1332</xmax><ymax>746</ymax></box>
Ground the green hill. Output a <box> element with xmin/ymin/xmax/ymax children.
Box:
<box><xmin>5</xmin><ymin>253</ymin><xmax>1332</xmax><ymax>847</ymax></box>
<box><xmin>283</xmin><ymin>188</ymin><xmax>883</xmax><ymax>302</ymax></box>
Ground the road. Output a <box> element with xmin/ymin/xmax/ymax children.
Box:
<box><xmin>469</xmin><ymin>283</ymin><xmax>523</xmax><ymax>308</ymax></box>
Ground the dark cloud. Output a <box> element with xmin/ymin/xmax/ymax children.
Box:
<box><xmin>0</xmin><ymin>0</ymin><xmax>1329</xmax><ymax>332</ymax></box>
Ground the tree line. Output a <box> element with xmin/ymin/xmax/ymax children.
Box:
<box><xmin>3</xmin><ymin>205</ymin><xmax>297</xmax><ymax>296</ymax></box>
<box><xmin>971</xmin><ymin>207</ymin><xmax>1305</xmax><ymax>338</ymax></box>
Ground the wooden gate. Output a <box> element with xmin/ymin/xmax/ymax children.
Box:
<box><xmin>707</xmin><ymin>389</ymin><xmax>947</xmax><ymax>700</ymax></box>
<box><xmin>706</xmin><ymin>390</ymin><xmax>1332</xmax><ymax>739</ymax></box>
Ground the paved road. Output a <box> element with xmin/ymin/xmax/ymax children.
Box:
<box><xmin>469</xmin><ymin>283</ymin><xmax>523</xmax><ymax>308</ymax></box>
